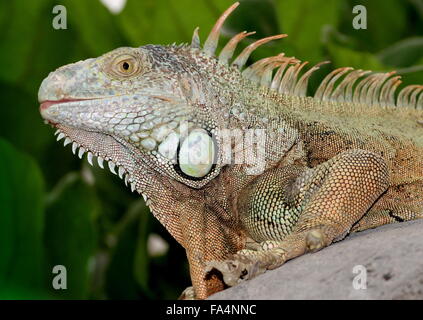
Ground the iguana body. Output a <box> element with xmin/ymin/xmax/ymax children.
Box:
<box><xmin>38</xmin><ymin>2</ymin><xmax>423</xmax><ymax>299</ymax></box>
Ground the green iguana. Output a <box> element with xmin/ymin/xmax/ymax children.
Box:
<box><xmin>39</xmin><ymin>2</ymin><xmax>423</xmax><ymax>299</ymax></box>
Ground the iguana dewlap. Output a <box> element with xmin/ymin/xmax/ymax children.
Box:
<box><xmin>38</xmin><ymin>2</ymin><xmax>423</xmax><ymax>299</ymax></box>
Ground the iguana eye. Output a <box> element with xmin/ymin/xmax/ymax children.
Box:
<box><xmin>113</xmin><ymin>54</ymin><xmax>139</xmax><ymax>77</ymax></box>
<box><xmin>176</xmin><ymin>129</ymin><xmax>216</xmax><ymax>179</ymax></box>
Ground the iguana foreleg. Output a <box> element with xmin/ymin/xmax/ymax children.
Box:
<box><xmin>179</xmin><ymin>198</ymin><xmax>244</xmax><ymax>299</ymax></box>
<box><xmin>206</xmin><ymin>149</ymin><xmax>390</xmax><ymax>286</ymax></box>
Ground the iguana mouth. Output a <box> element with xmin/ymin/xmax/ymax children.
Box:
<box><xmin>40</xmin><ymin>98</ymin><xmax>88</xmax><ymax>110</ymax></box>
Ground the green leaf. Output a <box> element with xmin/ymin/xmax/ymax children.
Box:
<box><xmin>0</xmin><ymin>83</ymin><xmax>52</xmax><ymax>159</ymax></box>
<box><xmin>397</xmin><ymin>65</ymin><xmax>423</xmax><ymax>87</ymax></box>
<box><xmin>133</xmin><ymin>201</ymin><xmax>152</xmax><ymax>292</ymax></box>
<box><xmin>327</xmin><ymin>42</ymin><xmax>386</xmax><ymax>71</ymax></box>
<box><xmin>0</xmin><ymin>0</ymin><xmax>48</xmax><ymax>83</ymax></box>
<box><xmin>377</xmin><ymin>37</ymin><xmax>423</xmax><ymax>68</ymax></box>
<box><xmin>64</xmin><ymin>0</ymin><xmax>126</xmax><ymax>55</ymax></box>
<box><xmin>339</xmin><ymin>0</ymin><xmax>408</xmax><ymax>52</ymax></box>
<box><xmin>116</xmin><ymin>0</ymin><xmax>234</xmax><ymax>47</ymax></box>
<box><xmin>105</xmin><ymin>206</ymin><xmax>142</xmax><ymax>299</ymax></box>
<box><xmin>275</xmin><ymin>0</ymin><xmax>341</xmax><ymax>63</ymax></box>
<box><xmin>22</xmin><ymin>2</ymin><xmax>91</xmax><ymax>94</ymax></box>
<box><xmin>410</xmin><ymin>0</ymin><xmax>423</xmax><ymax>19</ymax></box>
<box><xmin>212</xmin><ymin>0</ymin><xmax>280</xmax><ymax>40</ymax></box>
<box><xmin>0</xmin><ymin>139</ymin><xmax>46</xmax><ymax>297</ymax></box>
<box><xmin>44</xmin><ymin>172</ymin><xmax>99</xmax><ymax>299</ymax></box>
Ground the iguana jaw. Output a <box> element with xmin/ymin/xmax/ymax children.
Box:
<box><xmin>53</xmin><ymin>123</ymin><xmax>152</xmax><ymax>200</ymax></box>
<box><xmin>40</xmin><ymin>97</ymin><xmax>157</xmax><ymax>200</ymax></box>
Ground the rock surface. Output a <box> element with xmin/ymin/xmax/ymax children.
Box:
<box><xmin>209</xmin><ymin>220</ymin><xmax>423</xmax><ymax>300</ymax></box>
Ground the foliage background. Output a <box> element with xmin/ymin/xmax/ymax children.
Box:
<box><xmin>0</xmin><ymin>0</ymin><xmax>421</xmax><ymax>299</ymax></box>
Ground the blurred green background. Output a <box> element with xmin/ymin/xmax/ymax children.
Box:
<box><xmin>0</xmin><ymin>0</ymin><xmax>421</xmax><ymax>299</ymax></box>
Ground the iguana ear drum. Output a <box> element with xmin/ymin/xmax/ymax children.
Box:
<box><xmin>176</xmin><ymin>128</ymin><xmax>216</xmax><ymax>179</ymax></box>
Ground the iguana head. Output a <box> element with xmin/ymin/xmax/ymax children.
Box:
<box><xmin>39</xmin><ymin>43</ymin><xmax>223</xmax><ymax>194</ymax></box>
<box><xmin>39</xmin><ymin>8</ymin><xmax>221</xmax><ymax>193</ymax></box>
<box><xmin>39</xmin><ymin>2</ymin><xmax>289</xmax><ymax>199</ymax></box>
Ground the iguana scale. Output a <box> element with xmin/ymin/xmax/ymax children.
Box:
<box><xmin>38</xmin><ymin>2</ymin><xmax>423</xmax><ymax>299</ymax></box>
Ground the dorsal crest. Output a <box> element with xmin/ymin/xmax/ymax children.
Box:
<box><xmin>192</xmin><ymin>2</ymin><xmax>422</xmax><ymax>110</ymax></box>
